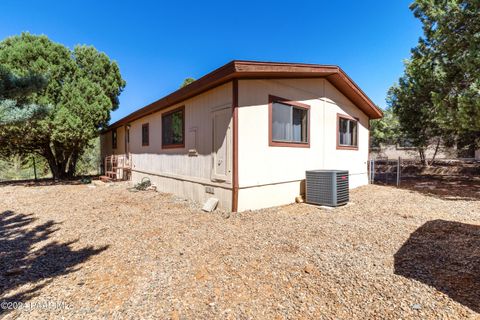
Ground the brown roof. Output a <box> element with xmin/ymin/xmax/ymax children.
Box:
<box><xmin>108</xmin><ymin>60</ymin><xmax>383</xmax><ymax>130</ymax></box>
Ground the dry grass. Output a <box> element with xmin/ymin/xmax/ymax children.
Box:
<box><xmin>0</xmin><ymin>181</ymin><xmax>479</xmax><ymax>319</ymax></box>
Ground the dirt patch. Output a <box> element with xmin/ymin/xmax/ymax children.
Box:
<box><xmin>399</xmin><ymin>175</ymin><xmax>480</xmax><ymax>201</ymax></box>
<box><xmin>401</xmin><ymin>161</ymin><xmax>480</xmax><ymax>176</ymax></box>
<box><xmin>0</xmin><ymin>182</ymin><xmax>479</xmax><ymax>319</ymax></box>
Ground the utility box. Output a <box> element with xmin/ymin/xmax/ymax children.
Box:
<box><xmin>305</xmin><ymin>170</ymin><xmax>349</xmax><ymax>207</ymax></box>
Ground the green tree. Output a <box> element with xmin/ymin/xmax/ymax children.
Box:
<box><xmin>370</xmin><ymin>107</ymin><xmax>401</xmax><ymax>148</ymax></box>
<box><xmin>388</xmin><ymin>0</ymin><xmax>479</xmax><ymax>163</ymax></box>
<box><xmin>0</xmin><ymin>64</ymin><xmax>49</xmax><ymax>126</ymax></box>
<box><xmin>180</xmin><ymin>77</ymin><xmax>195</xmax><ymax>88</ymax></box>
<box><xmin>0</xmin><ymin>33</ymin><xmax>125</xmax><ymax>179</ymax></box>
<box><xmin>411</xmin><ymin>0</ymin><xmax>480</xmax><ymax>134</ymax></box>
<box><xmin>75</xmin><ymin>137</ymin><xmax>101</xmax><ymax>175</ymax></box>
<box><xmin>387</xmin><ymin>47</ymin><xmax>446</xmax><ymax>164</ymax></box>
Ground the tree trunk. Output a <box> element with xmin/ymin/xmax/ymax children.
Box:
<box><xmin>66</xmin><ymin>149</ymin><xmax>79</xmax><ymax>178</ymax></box>
<box><xmin>42</xmin><ymin>145</ymin><xmax>73</xmax><ymax>180</ymax></box>
<box><xmin>418</xmin><ymin>147</ymin><xmax>427</xmax><ymax>166</ymax></box>
<box><xmin>43</xmin><ymin>147</ymin><xmax>60</xmax><ymax>180</ymax></box>
<box><xmin>428</xmin><ymin>138</ymin><xmax>441</xmax><ymax>166</ymax></box>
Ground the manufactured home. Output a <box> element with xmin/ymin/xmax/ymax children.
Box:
<box><xmin>100</xmin><ymin>61</ymin><xmax>383</xmax><ymax>211</ymax></box>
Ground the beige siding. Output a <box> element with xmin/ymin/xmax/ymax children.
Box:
<box><xmin>102</xmin><ymin>78</ymin><xmax>374</xmax><ymax>212</ymax></box>
<box><xmin>237</xmin><ymin>78</ymin><xmax>370</xmax><ymax>211</ymax></box>
<box><xmin>100</xmin><ymin>126</ymin><xmax>126</xmax><ymax>158</ymax></box>
<box><xmin>102</xmin><ymin>82</ymin><xmax>233</xmax><ymax>210</ymax></box>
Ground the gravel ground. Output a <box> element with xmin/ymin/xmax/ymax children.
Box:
<box><xmin>0</xmin><ymin>181</ymin><xmax>479</xmax><ymax>319</ymax></box>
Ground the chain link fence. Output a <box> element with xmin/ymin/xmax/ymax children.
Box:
<box><xmin>369</xmin><ymin>157</ymin><xmax>402</xmax><ymax>186</ymax></box>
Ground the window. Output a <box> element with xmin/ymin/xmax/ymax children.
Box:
<box><xmin>269</xmin><ymin>96</ymin><xmax>309</xmax><ymax>147</ymax></box>
<box><xmin>162</xmin><ymin>106</ymin><xmax>185</xmax><ymax>148</ymax></box>
<box><xmin>112</xmin><ymin>129</ymin><xmax>117</xmax><ymax>149</ymax></box>
<box><xmin>142</xmin><ymin>123</ymin><xmax>149</xmax><ymax>146</ymax></box>
<box><xmin>337</xmin><ymin>115</ymin><xmax>358</xmax><ymax>149</ymax></box>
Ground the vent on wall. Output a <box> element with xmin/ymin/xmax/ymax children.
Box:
<box><xmin>305</xmin><ymin>170</ymin><xmax>349</xmax><ymax>207</ymax></box>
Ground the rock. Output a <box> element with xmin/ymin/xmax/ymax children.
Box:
<box><xmin>412</xmin><ymin>303</ymin><xmax>422</xmax><ymax>310</ymax></box>
<box><xmin>222</xmin><ymin>211</ymin><xmax>230</xmax><ymax>219</ymax></box>
<box><xmin>304</xmin><ymin>264</ymin><xmax>315</xmax><ymax>274</ymax></box>
<box><xmin>195</xmin><ymin>268</ymin><xmax>209</xmax><ymax>281</ymax></box>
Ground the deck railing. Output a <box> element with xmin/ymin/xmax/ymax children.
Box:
<box><xmin>104</xmin><ymin>154</ymin><xmax>131</xmax><ymax>180</ymax></box>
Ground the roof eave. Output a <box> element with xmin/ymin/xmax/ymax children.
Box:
<box><xmin>106</xmin><ymin>61</ymin><xmax>382</xmax><ymax>131</ymax></box>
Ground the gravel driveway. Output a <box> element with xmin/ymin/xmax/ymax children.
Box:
<box><xmin>0</xmin><ymin>182</ymin><xmax>479</xmax><ymax>319</ymax></box>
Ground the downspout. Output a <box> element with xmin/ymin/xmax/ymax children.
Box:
<box><xmin>322</xmin><ymin>79</ymin><xmax>326</xmax><ymax>169</ymax></box>
<box><xmin>232</xmin><ymin>79</ymin><xmax>239</xmax><ymax>212</ymax></box>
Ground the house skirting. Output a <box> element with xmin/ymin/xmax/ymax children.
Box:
<box><xmin>131</xmin><ymin>170</ymin><xmax>232</xmax><ymax>211</ymax></box>
<box><xmin>237</xmin><ymin>172</ymin><xmax>368</xmax><ymax>211</ymax></box>
<box><xmin>132</xmin><ymin>170</ymin><xmax>367</xmax><ymax>212</ymax></box>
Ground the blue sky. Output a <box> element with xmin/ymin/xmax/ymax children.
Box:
<box><xmin>1</xmin><ymin>0</ymin><xmax>422</xmax><ymax>123</ymax></box>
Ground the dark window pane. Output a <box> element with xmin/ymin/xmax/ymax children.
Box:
<box><xmin>292</xmin><ymin>107</ymin><xmax>308</xmax><ymax>143</ymax></box>
<box><xmin>339</xmin><ymin>118</ymin><xmax>348</xmax><ymax>145</ymax></box>
<box><xmin>351</xmin><ymin>121</ymin><xmax>357</xmax><ymax>146</ymax></box>
<box><xmin>112</xmin><ymin>129</ymin><xmax>117</xmax><ymax>149</ymax></box>
<box><xmin>162</xmin><ymin>109</ymin><xmax>184</xmax><ymax>146</ymax></box>
<box><xmin>142</xmin><ymin>124</ymin><xmax>149</xmax><ymax>146</ymax></box>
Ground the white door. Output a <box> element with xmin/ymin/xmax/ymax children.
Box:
<box><xmin>211</xmin><ymin>108</ymin><xmax>232</xmax><ymax>182</ymax></box>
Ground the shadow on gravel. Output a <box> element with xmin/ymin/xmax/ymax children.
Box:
<box><xmin>394</xmin><ymin>220</ymin><xmax>480</xmax><ymax>312</ymax></box>
<box><xmin>0</xmin><ymin>210</ymin><xmax>108</xmax><ymax>314</ymax></box>
<box><xmin>0</xmin><ymin>175</ymin><xmax>100</xmax><ymax>188</ymax></box>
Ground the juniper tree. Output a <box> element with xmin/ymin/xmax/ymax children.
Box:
<box><xmin>0</xmin><ymin>33</ymin><xmax>126</xmax><ymax>179</ymax></box>
<box><xmin>180</xmin><ymin>77</ymin><xmax>195</xmax><ymax>88</ymax></box>
<box><xmin>388</xmin><ymin>0</ymin><xmax>480</xmax><ymax>163</ymax></box>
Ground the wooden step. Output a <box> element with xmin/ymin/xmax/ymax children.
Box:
<box><xmin>99</xmin><ymin>175</ymin><xmax>112</xmax><ymax>182</ymax></box>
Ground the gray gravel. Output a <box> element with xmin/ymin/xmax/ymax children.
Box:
<box><xmin>0</xmin><ymin>182</ymin><xmax>479</xmax><ymax>319</ymax></box>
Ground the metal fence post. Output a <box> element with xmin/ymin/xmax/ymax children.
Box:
<box><xmin>368</xmin><ymin>159</ymin><xmax>372</xmax><ymax>184</ymax></box>
<box><xmin>396</xmin><ymin>156</ymin><xmax>400</xmax><ymax>187</ymax></box>
<box><xmin>399</xmin><ymin>157</ymin><xmax>402</xmax><ymax>185</ymax></box>
<box><xmin>386</xmin><ymin>159</ymin><xmax>389</xmax><ymax>184</ymax></box>
<box><xmin>371</xmin><ymin>158</ymin><xmax>375</xmax><ymax>184</ymax></box>
<box><xmin>32</xmin><ymin>156</ymin><xmax>38</xmax><ymax>181</ymax></box>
